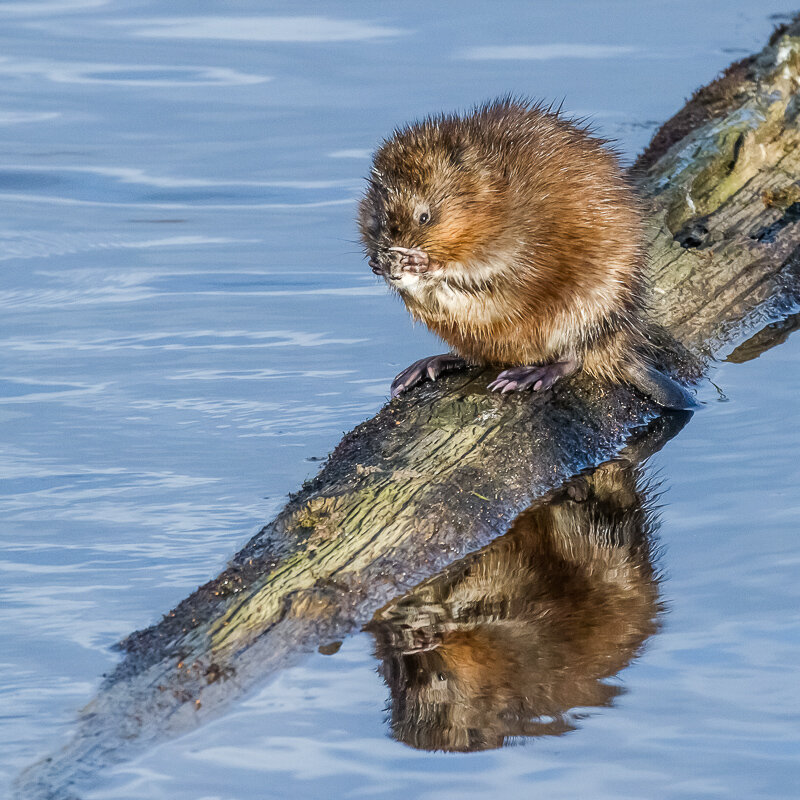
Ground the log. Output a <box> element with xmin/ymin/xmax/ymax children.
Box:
<box><xmin>15</xmin><ymin>17</ymin><xmax>800</xmax><ymax>800</ymax></box>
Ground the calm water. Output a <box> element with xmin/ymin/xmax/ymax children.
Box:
<box><xmin>1</xmin><ymin>2</ymin><xmax>799</xmax><ymax>798</ymax></box>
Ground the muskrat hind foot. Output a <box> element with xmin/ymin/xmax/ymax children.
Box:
<box><xmin>488</xmin><ymin>359</ymin><xmax>579</xmax><ymax>394</ymax></box>
<box><xmin>391</xmin><ymin>354</ymin><xmax>467</xmax><ymax>398</ymax></box>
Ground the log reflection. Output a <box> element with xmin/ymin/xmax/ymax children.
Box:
<box><xmin>15</xmin><ymin>416</ymin><xmax>684</xmax><ymax>799</ymax></box>
<box><xmin>367</xmin><ymin>459</ymin><xmax>660</xmax><ymax>751</ymax></box>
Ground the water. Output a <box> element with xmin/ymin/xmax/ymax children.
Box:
<box><xmin>1</xmin><ymin>1</ymin><xmax>798</xmax><ymax>798</ymax></box>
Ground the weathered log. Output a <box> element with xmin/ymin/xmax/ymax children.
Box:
<box><xmin>15</xmin><ymin>18</ymin><xmax>800</xmax><ymax>800</ymax></box>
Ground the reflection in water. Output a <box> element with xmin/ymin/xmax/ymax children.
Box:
<box><xmin>725</xmin><ymin>309</ymin><xmax>800</xmax><ymax>364</ymax></box>
<box><xmin>12</xmin><ymin>416</ymin><xmax>683</xmax><ymax>798</ymax></box>
<box><xmin>368</xmin><ymin>460</ymin><xmax>660</xmax><ymax>751</ymax></box>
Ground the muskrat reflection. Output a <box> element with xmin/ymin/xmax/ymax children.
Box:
<box><xmin>366</xmin><ymin>460</ymin><xmax>660</xmax><ymax>752</ymax></box>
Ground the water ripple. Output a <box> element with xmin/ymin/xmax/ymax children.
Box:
<box><xmin>0</xmin><ymin>0</ymin><xmax>109</xmax><ymax>15</ymax></box>
<box><xmin>0</xmin><ymin>111</ymin><xmax>60</xmax><ymax>124</ymax></box>
<box><xmin>0</xmin><ymin>57</ymin><xmax>269</xmax><ymax>87</ymax></box>
<box><xmin>0</xmin><ymin>330</ymin><xmax>368</xmax><ymax>352</ymax></box>
<box><xmin>2</xmin><ymin>165</ymin><xmax>357</xmax><ymax>191</ymax></box>
<box><xmin>459</xmin><ymin>44</ymin><xmax>641</xmax><ymax>60</ymax></box>
<box><xmin>116</xmin><ymin>16</ymin><xmax>407</xmax><ymax>43</ymax></box>
<box><xmin>0</xmin><ymin>232</ymin><xmax>251</xmax><ymax>262</ymax></box>
<box><xmin>0</xmin><ymin>191</ymin><xmax>355</xmax><ymax>210</ymax></box>
<box><xmin>0</xmin><ymin>164</ymin><xmax>358</xmax><ymax>211</ymax></box>
<box><xmin>167</xmin><ymin>368</ymin><xmax>353</xmax><ymax>381</ymax></box>
<box><xmin>0</xmin><ymin>378</ymin><xmax>108</xmax><ymax>404</ymax></box>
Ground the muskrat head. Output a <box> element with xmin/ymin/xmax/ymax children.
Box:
<box><xmin>358</xmin><ymin>124</ymin><xmax>508</xmax><ymax>287</ymax></box>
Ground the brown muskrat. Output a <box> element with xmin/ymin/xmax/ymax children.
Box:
<box><xmin>358</xmin><ymin>98</ymin><xmax>694</xmax><ymax>408</ymax></box>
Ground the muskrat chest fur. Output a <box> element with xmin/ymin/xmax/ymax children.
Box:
<box><xmin>358</xmin><ymin>98</ymin><xmax>694</xmax><ymax>409</ymax></box>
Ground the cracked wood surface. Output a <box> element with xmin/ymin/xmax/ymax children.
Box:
<box><xmin>15</xmin><ymin>18</ymin><xmax>800</xmax><ymax>800</ymax></box>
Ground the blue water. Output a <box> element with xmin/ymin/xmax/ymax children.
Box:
<box><xmin>1</xmin><ymin>2</ymin><xmax>798</xmax><ymax>798</ymax></box>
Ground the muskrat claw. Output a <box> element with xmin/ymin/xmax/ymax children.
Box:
<box><xmin>388</xmin><ymin>246</ymin><xmax>435</xmax><ymax>272</ymax></box>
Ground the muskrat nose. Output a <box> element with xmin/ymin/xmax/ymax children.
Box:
<box><xmin>370</xmin><ymin>254</ymin><xmax>401</xmax><ymax>281</ymax></box>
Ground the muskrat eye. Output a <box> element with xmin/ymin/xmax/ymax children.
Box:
<box><xmin>418</xmin><ymin>211</ymin><xmax>430</xmax><ymax>225</ymax></box>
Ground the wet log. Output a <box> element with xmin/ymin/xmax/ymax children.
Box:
<box><xmin>15</xmin><ymin>17</ymin><xmax>800</xmax><ymax>800</ymax></box>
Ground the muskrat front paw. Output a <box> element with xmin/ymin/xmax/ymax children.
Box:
<box><xmin>387</xmin><ymin>246</ymin><xmax>440</xmax><ymax>274</ymax></box>
<box><xmin>488</xmin><ymin>359</ymin><xmax>579</xmax><ymax>394</ymax></box>
<box><xmin>390</xmin><ymin>353</ymin><xmax>466</xmax><ymax>397</ymax></box>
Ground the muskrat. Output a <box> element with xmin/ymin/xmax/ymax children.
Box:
<box><xmin>358</xmin><ymin>98</ymin><xmax>694</xmax><ymax>409</ymax></box>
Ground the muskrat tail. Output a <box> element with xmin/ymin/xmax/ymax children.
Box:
<box><xmin>625</xmin><ymin>360</ymin><xmax>698</xmax><ymax>410</ymax></box>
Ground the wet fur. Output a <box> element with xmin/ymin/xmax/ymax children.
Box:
<box><xmin>359</xmin><ymin>98</ymin><xmax>655</xmax><ymax>387</ymax></box>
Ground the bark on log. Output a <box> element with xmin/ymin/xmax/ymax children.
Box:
<box><xmin>15</xmin><ymin>18</ymin><xmax>800</xmax><ymax>800</ymax></box>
